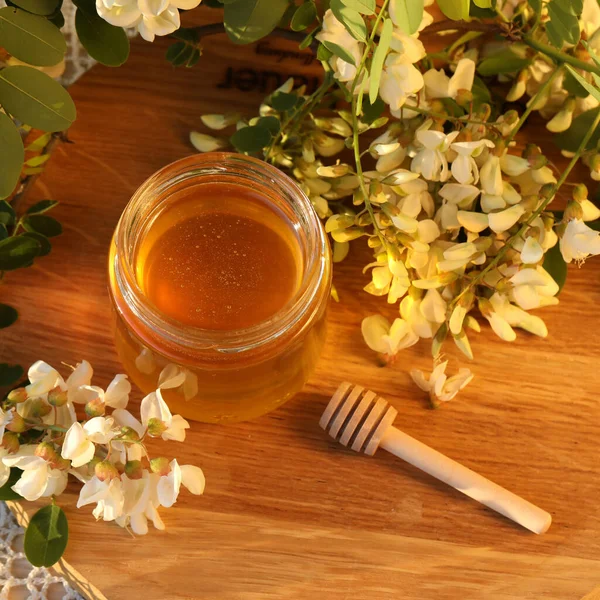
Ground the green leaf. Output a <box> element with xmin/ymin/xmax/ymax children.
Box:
<box><xmin>564</xmin><ymin>66</ymin><xmax>600</xmax><ymax>103</ymax></box>
<box><xmin>0</xmin><ymin>112</ymin><xmax>24</xmax><ymax>200</ymax></box>
<box><xmin>24</xmin><ymin>153</ymin><xmax>50</xmax><ymax>167</ymax></box>
<box><xmin>290</xmin><ymin>2</ymin><xmax>316</xmax><ymax>31</ymax></box>
<box><xmin>546</xmin><ymin>0</ymin><xmax>580</xmax><ymax>48</ymax></box>
<box><xmin>543</xmin><ymin>241</ymin><xmax>567</xmax><ymax>292</ymax></box>
<box><xmin>0</xmin><ymin>224</ymin><xmax>7</xmax><ymax>240</ymax></box>
<box><xmin>477</xmin><ymin>50</ymin><xmax>530</xmax><ymax>76</ymax></box>
<box><xmin>230</xmin><ymin>125</ymin><xmax>272</xmax><ymax>153</ymax></box>
<box><xmin>471</xmin><ymin>75</ymin><xmax>491</xmax><ymax>107</ymax></box>
<box><xmin>26</xmin><ymin>199</ymin><xmax>58</xmax><ymax>214</ymax></box>
<box><xmin>0</xmin><ymin>201</ymin><xmax>16</xmax><ymax>228</ymax></box>
<box><xmin>166</xmin><ymin>41</ymin><xmax>191</xmax><ymax>66</ymax></box>
<box><xmin>555</xmin><ymin>0</ymin><xmax>582</xmax><ymax>15</ymax></box>
<box><xmin>362</xmin><ymin>95</ymin><xmax>385</xmax><ymax>124</ymax></box>
<box><xmin>555</xmin><ymin>107</ymin><xmax>600</xmax><ymax>152</ymax></box>
<box><xmin>0</xmin><ymin>364</ymin><xmax>24</xmax><ymax>387</ymax></box>
<box><xmin>563</xmin><ymin>68</ymin><xmax>590</xmax><ymax>97</ymax></box>
<box><xmin>10</xmin><ymin>0</ymin><xmax>59</xmax><ymax>15</ymax></box>
<box><xmin>0</xmin><ymin>235</ymin><xmax>41</xmax><ymax>270</ymax></box>
<box><xmin>271</xmin><ymin>91</ymin><xmax>298</xmax><ymax>111</ymax></box>
<box><xmin>224</xmin><ymin>0</ymin><xmax>289</xmax><ymax>44</ymax></box>
<box><xmin>257</xmin><ymin>115</ymin><xmax>280</xmax><ymax>135</ymax></box>
<box><xmin>391</xmin><ymin>0</ymin><xmax>423</xmax><ymax>35</ymax></box>
<box><xmin>299</xmin><ymin>29</ymin><xmax>315</xmax><ymax>49</ymax></box>
<box><xmin>0</xmin><ymin>66</ymin><xmax>76</xmax><ymax>132</ymax></box>
<box><xmin>339</xmin><ymin>0</ymin><xmax>374</xmax><ymax>14</ymax></box>
<box><xmin>24</xmin><ymin>505</ymin><xmax>69</xmax><ymax>568</ymax></box>
<box><xmin>25</xmin><ymin>132</ymin><xmax>51</xmax><ymax>151</ymax></box>
<box><xmin>330</xmin><ymin>0</ymin><xmax>366</xmax><ymax>41</ymax></box>
<box><xmin>0</xmin><ymin>468</ymin><xmax>23</xmax><ymax>500</ymax></box>
<box><xmin>322</xmin><ymin>40</ymin><xmax>356</xmax><ymax>65</ymax></box>
<box><xmin>74</xmin><ymin>1</ymin><xmax>129</xmax><ymax>67</ymax></box>
<box><xmin>369</xmin><ymin>17</ymin><xmax>392</xmax><ymax>104</ymax></box>
<box><xmin>317</xmin><ymin>42</ymin><xmax>333</xmax><ymax>61</ymax></box>
<box><xmin>528</xmin><ymin>0</ymin><xmax>541</xmax><ymax>12</ymax></box>
<box><xmin>0</xmin><ymin>304</ymin><xmax>18</xmax><ymax>328</ymax></box>
<box><xmin>23</xmin><ymin>214</ymin><xmax>61</xmax><ymax>237</ymax></box>
<box><xmin>47</xmin><ymin>7</ymin><xmax>64</xmax><ymax>28</ymax></box>
<box><xmin>21</xmin><ymin>231</ymin><xmax>51</xmax><ymax>255</ymax></box>
<box><xmin>436</xmin><ymin>0</ymin><xmax>469</xmax><ymax>20</ymax></box>
<box><xmin>0</xmin><ymin>7</ymin><xmax>66</xmax><ymax>66</ymax></box>
<box><xmin>473</xmin><ymin>0</ymin><xmax>491</xmax><ymax>5</ymax></box>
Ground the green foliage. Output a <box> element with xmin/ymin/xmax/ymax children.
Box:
<box><xmin>331</xmin><ymin>0</ymin><xmax>366</xmax><ymax>41</ymax></box>
<box><xmin>472</xmin><ymin>0</ymin><xmax>491</xmax><ymax>6</ymax></box>
<box><xmin>166</xmin><ymin>42</ymin><xmax>201</xmax><ymax>67</ymax></box>
<box><xmin>230</xmin><ymin>124</ymin><xmax>272</xmax><ymax>152</ymax></box>
<box><xmin>0</xmin><ymin>235</ymin><xmax>41</xmax><ymax>270</ymax></box>
<box><xmin>338</xmin><ymin>0</ymin><xmax>375</xmax><ymax>14</ymax></box>
<box><xmin>563</xmin><ymin>69</ymin><xmax>589</xmax><ymax>97</ymax></box>
<box><xmin>224</xmin><ymin>0</ymin><xmax>289</xmax><ymax>44</ymax></box>
<box><xmin>0</xmin><ymin>468</ymin><xmax>23</xmax><ymax>499</ymax></box>
<box><xmin>321</xmin><ymin>40</ymin><xmax>356</xmax><ymax>65</ymax></box>
<box><xmin>9</xmin><ymin>0</ymin><xmax>60</xmax><ymax>15</ymax></box>
<box><xmin>0</xmin><ymin>113</ymin><xmax>24</xmax><ymax>200</ymax></box>
<box><xmin>21</xmin><ymin>231</ymin><xmax>51</xmax><ymax>255</ymax></box>
<box><xmin>0</xmin><ymin>7</ymin><xmax>66</xmax><ymax>66</ymax></box>
<box><xmin>471</xmin><ymin>76</ymin><xmax>492</xmax><ymax>108</ymax></box>
<box><xmin>0</xmin><ymin>201</ymin><xmax>16</xmax><ymax>228</ymax></box>
<box><xmin>368</xmin><ymin>17</ymin><xmax>392</xmax><ymax>104</ymax></box>
<box><xmin>391</xmin><ymin>0</ymin><xmax>423</xmax><ymax>35</ymax></box>
<box><xmin>271</xmin><ymin>91</ymin><xmax>299</xmax><ymax>111</ymax></box>
<box><xmin>362</xmin><ymin>96</ymin><xmax>385</xmax><ymax>124</ymax></box>
<box><xmin>256</xmin><ymin>116</ymin><xmax>280</xmax><ymax>135</ymax></box>
<box><xmin>0</xmin><ymin>66</ymin><xmax>76</xmax><ymax>132</ymax></box>
<box><xmin>543</xmin><ymin>241</ymin><xmax>567</xmax><ymax>292</ymax></box>
<box><xmin>546</xmin><ymin>0</ymin><xmax>581</xmax><ymax>49</ymax></box>
<box><xmin>477</xmin><ymin>49</ymin><xmax>530</xmax><ymax>76</ymax></box>
<box><xmin>555</xmin><ymin>108</ymin><xmax>600</xmax><ymax>152</ymax></box>
<box><xmin>24</xmin><ymin>505</ymin><xmax>69</xmax><ymax>568</ymax></box>
<box><xmin>26</xmin><ymin>199</ymin><xmax>58</xmax><ymax>214</ymax></box>
<box><xmin>564</xmin><ymin>66</ymin><xmax>600</xmax><ymax>104</ymax></box>
<box><xmin>0</xmin><ymin>364</ymin><xmax>24</xmax><ymax>387</ymax></box>
<box><xmin>0</xmin><ymin>304</ymin><xmax>18</xmax><ymax>328</ymax></box>
<box><xmin>74</xmin><ymin>0</ymin><xmax>129</xmax><ymax>67</ymax></box>
<box><xmin>23</xmin><ymin>214</ymin><xmax>62</xmax><ymax>237</ymax></box>
<box><xmin>436</xmin><ymin>0</ymin><xmax>469</xmax><ymax>20</ymax></box>
<box><xmin>290</xmin><ymin>2</ymin><xmax>316</xmax><ymax>31</ymax></box>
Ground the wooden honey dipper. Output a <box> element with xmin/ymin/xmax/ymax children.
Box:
<box><xmin>320</xmin><ymin>382</ymin><xmax>552</xmax><ymax>534</ymax></box>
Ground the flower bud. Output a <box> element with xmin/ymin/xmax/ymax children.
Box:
<box><xmin>506</xmin><ymin>70</ymin><xmax>528</xmax><ymax>102</ymax></box>
<box><xmin>7</xmin><ymin>387</ymin><xmax>27</xmax><ymax>404</ymax></box>
<box><xmin>147</xmin><ymin>417</ymin><xmax>168</xmax><ymax>438</ymax></box>
<box><xmin>95</xmin><ymin>460</ymin><xmax>120</xmax><ymax>482</ymax></box>
<box><xmin>150</xmin><ymin>457</ymin><xmax>171</xmax><ymax>477</ymax></box>
<box><xmin>590</xmin><ymin>153</ymin><xmax>600</xmax><ymax>174</ymax></box>
<box><xmin>124</xmin><ymin>460</ymin><xmax>144</xmax><ymax>480</ymax></box>
<box><xmin>1</xmin><ymin>432</ymin><xmax>19</xmax><ymax>454</ymax></box>
<box><xmin>6</xmin><ymin>413</ymin><xmax>26</xmax><ymax>433</ymax></box>
<box><xmin>478</xmin><ymin>297</ymin><xmax>494</xmax><ymax>318</ymax></box>
<box><xmin>522</xmin><ymin>143</ymin><xmax>541</xmax><ymax>160</ymax></box>
<box><xmin>48</xmin><ymin>386</ymin><xmax>68</xmax><ymax>407</ymax></box>
<box><xmin>120</xmin><ymin>426</ymin><xmax>141</xmax><ymax>442</ymax></box>
<box><xmin>85</xmin><ymin>397</ymin><xmax>105</xmax><ymax>417</ymax></box>
<box><xmin>527</xmin><ymin>153</ymin><xmax>547</xmax><ymax>170</ymax></box>
<box><xmin>478</xmin><ymin>103</ymin><xmax>492</xmax><ymax>123</ymax></box>
<box><xmin>573</xmin><ymin>183</ymin><xmax>588</xmax><ymax>202</ymax></box>
<box><xmin>564</xmin><ymin>200</ymin><xmax>584</xmax><ymax>221</ymax></box>
<box><xmin>52</xmin><ymin>456</ymin><xmax>71</xmax><ymax>471</ymax></box>
<box><xmin>503</xmin><ymin>109</ymin><xmax>519</xmax><ymax>125</ymax></box>
<box><xmin>455</xmin><ymin>89</ymin><xmax>474</xmax><ymax>109</ymax></box>
<box><xmin>29</xmin><ymin>398</ymin><xmax>52</xmax><ymax>418</ymax></box>
<box><xmin>35</xmin><ymin>441</ymin><xmax>58</xmax><ymax>462</ymax></box>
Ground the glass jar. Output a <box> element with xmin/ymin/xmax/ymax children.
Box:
<box><xmin>108</xmin><ymin>153</ymin><xmax>331</xmax><ymax>423</ymax></box>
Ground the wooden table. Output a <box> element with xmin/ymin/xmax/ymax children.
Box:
<box><xmin>3</xmin><ymin>8</ymin><xmax>600</xmax><ymax>599</ymax></box>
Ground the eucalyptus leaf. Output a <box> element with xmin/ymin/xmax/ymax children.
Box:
<box><xmin>339</xmin><ymin>0</ymin><xmax>374</xmax><ymax>15</ymax></box>
<box><xmin>75</xmin><ymin>1</ymin><xmax>129</xmax><ymax>67</ymax></box>
<box><xmin>0</xmin><ymin>235</ymin><xmax>41</xmax><ymax>270</ymax></box>
<box><xmin>23</xmin><ymin>214</ymin><xmax>62</xmax><ymax>237</ymax></box>
<box><xmin>0</xmin><ymin>200</ymin><xmax>16</xmax><ymax>228</ymax></box>
<box><xmin>0</xmin><ymin>7</ymin><xmax>66</xmax><ymax>66</ymax></box>
<box><xmin>0</xmin><ymin>304</ymin><xmax>18</xmax><ymax>329</ymax></box>
<box><xmin>330</xmin><ymin>0</ymin><xmax>366</xmax><ymax>41</ymax></box>
<box><xmin>271</xmin><ymin>91</ymin><xmax>298</xmax><ymax>111</ymax></box>
<box><xmin>21</xmin><ymin>231</ymin><xmax>51</xmax><ymax>255</ymax></box>
<box><xmin>230</xmin><ymin>125</ymin><xmax>272</xmax><ymax>153</ymax></box>
<box><xmin>0</xmin><ymin>66</ymin><xmax>76</xmax><ymax>132</ymax></box>
<box><xmin>0</xmin><ymin>468</ymin><xmax>23</xmax><ymax>500</ymax></box>
<box><xmin>369</xmin><ymin>17</ymin><xmax>393</xmax><ymax>104</ymax></box>
<box><xmin>224</xmin><ymin>0</ymin><xmax>288</xmax><ymax>44</ymax></box>
<box><xmin>436</xmin><ymin>0</ymin><xmax>469</xmax><ymax>20</ymax></box>
<box><xmin>0</xmin><ymin>364</ymin><xmax>24</xmax><ymax>387</ymax></box>
<box><xmin>543</xmin><ymin>241</ymin><xmax>567</xmax><ymax>292</ymax></box>
<box><xmin>322</xmin><ymin>40</ymin><xmax>356</xmax><ymax>65</ymax></box>
<box><xmin>555</xmin><ymin>107</ymin><xmax>600</xmax><ymax>152</ymax></box>
<box><xmin>10</xmin><ymin>0</ymin><xmax>59</xmax><ymax>15</ymax></box>
<box><xmin>0</xmin><ymin>112</ymin><xmax>24</xmax><ymax>200</ymax></box>
<box><xmin>24</xmin><ymin>505</ymin><xmax>68</xmax><ymax>568</ymax></box>
<box><xmin>391</xmin><ymin>0</ymin><xmax>423</xmax><ymax>35</ymax></box>
<box><xmin>290</xmin><ymin>2</ymin><xmax>316</xmax><ymax>31</ymax></box>
<box><xmin>26</xmin><ymin>199</ymin><xmax>58</xmax><ymax>214</ymax></box>
<box><xmin>477</xmin><ymin>50</ymin><xmax>530</xmax><ymax>76</ymax></box>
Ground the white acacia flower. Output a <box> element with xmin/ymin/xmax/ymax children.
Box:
<box><xmin>61</xmin><ymin>422</ymin><xmax>96</xmax><ymax>468</ymax></box>
<box><xmin>411</xmin><ymin>360</ymin><xmax>473</xmax><ymax>405</ymax></box>
<box><xmin>488</xmin><ymin>204</ymin><xmax>525</xmax><ymax>233</ymax></box>
<box><xmin>135</xmin><ymin>348</ymin><xmax>157</xmax><ymax>375</ymax></box>
<box><xmin>457</xmin><ymin>210</ymin><xmax>489</xmax><ymax>233</ymax></box>
<box><xmin>361</xmin><ymin>315</ymin><xmax>418</xmax><ymax>357</ymax></box>
<box><xmin>423</xmin><ymin>58</ymin><xmax>475</xmax><ymax>99</ymax></box>
<box><xmin>316</xmin><ymin>10</ymin><xmax>363</xmax><ymax>83</ymax></box>
<box><xmin>489</xmin><ymin>293</ymin><xmax>548</xmax><ymax>338</ymax></box>
<box><xmin>508</xmin><ymin>266</ymin><xmax>559</xmax><ymax>310</ymax></box>
<box><xmin>190</xmin><ymin>132</ymin><xmax>227</xmax><ymax>153</ymax></box>
<box><xmin>450</xmin><ymin>140</ymin><xmax>494</xmax><ymax>184</ymax></box>
<box><xmin>140</xmin><ymin>389</ymin><xmax>190</xmax><ymax>442</ymax></box>
<box><xmin>0</xmin><ymin>409</ymin><xmax>12</xmax><ymax>440</ymax></box>
<box><xmin>499</xmin><ymin>154</ymin><xmax>530</xmax><ymax>177</ymax></box>
<box><xmin>78</xmin><ymin>476</ymin><xmax>125</xmax><ymax>521</ymax></box>
<box><xmin>437</xmin><ymin>242</ymin><xmax>478</xmax><ymax>272</ymax></box>
<box><xmin>411</xmin><ymin>129</ymin><xmax>459</xmax><ymax>181</ymax></box>
<box><xmin>400</xmin><ymin>294</ymin><xmax>437</xmax><ymax>338</ymax></box>
<box><xmin>27</xmin><ymin>360</ymin><xmax>92</xmax><ymax>401</ymax></box>
<box><xmin>480</xmin><ymin>155</ymin><xmax>503</xmax><ymax>195</ymax></box>
<box><xmin>4</xmin><ymin>448</ymin><xmax>67</xmax><ymax>501</ymax></box>
<box><xmin>158</xmin><ymin>364</ymin><xmax>198</xmax><ymax>401</ymax></box>
<box><xmin>74</xmin><ymin>374</ymin><xmax>131</xmax><ymax>409</ymax></box>
<box><xmin>581</xmin><ymin>199</ymin><xmax>600</xmax><ymax>221</ymax></box>
<box><xmin>388</xmin><ymin>28</ymin><xmax>427</xmax><ymax>63</ymax></box>
<box><xmin>364</xmin><ymin>254</ymin><xmax>410</xmax><ymax>303</ymax></box>
<box><xmin>520</xmin><ymin>236</ymin><xmax>544</xmax><ymax>264</ymax></box>
<box><xmin>560</xmin><ymin>218</ymin><xmax>600</xmax><ymax>263</ymax></box>
<box><xmin>380</xmin><ymin>56</ymin><xmax>425</xmax><ymax>111</ymax></box>
<box><xmin>438</xmin><ymin>183</ymin><xmax>480</xmax><ymax>207</ymax></box>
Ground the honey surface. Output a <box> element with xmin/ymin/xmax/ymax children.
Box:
<box><xmin>138</xmin><ymin>183</ymin><xmax>301</xmax><ymax>330</ymax></box>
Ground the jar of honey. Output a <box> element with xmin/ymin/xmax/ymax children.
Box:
<box><xmin>108</xmin><ymin>153</ymin><xmax>331</xmax><ymax>423</ymax></box>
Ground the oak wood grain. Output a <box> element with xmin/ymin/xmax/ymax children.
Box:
<box><xmin>2</xmin><ymin>7</ymin><xmax>600</xmax><ymax>599</ymax></box>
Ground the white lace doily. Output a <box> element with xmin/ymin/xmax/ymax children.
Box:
<box><xmin>0</xmin><ymin>503</ymin><xmax>84</xmax><ymax>600</ymax></box>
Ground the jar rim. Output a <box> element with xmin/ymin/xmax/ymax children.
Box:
<box><xmin>111</xmin><ymin>153</ymin><xmax>330</xmax><ymax>353</ymax></box>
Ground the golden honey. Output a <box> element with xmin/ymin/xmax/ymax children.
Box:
<box><xmin>109</xmin><ymin>154</ymin><xmax>331</xmax><ymax>423</ymax></box>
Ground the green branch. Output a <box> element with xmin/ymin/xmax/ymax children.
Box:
<box><xmin>523</xmin><ymin>36</ymin><xmax>600</xmax><ymax>77</ymax></box>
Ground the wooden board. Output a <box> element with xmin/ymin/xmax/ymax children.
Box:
<box><xmin>2</xmin><ymin>8</ymin><xmax>600</xmax><ymax>599</ymax></box>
